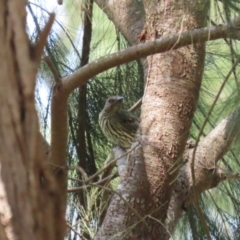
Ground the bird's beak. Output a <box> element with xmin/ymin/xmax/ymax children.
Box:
<box><xmin>116</xmin><ymin>96</ymin><xmax>123</xmax><ymax>102</ymax></box>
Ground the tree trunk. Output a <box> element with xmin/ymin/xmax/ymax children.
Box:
<box><xmin>0</xmin><ymin>1</ymin><xmax>65</xmax><ymax>239</ymax></box>
<box><xmin>96</xmin><ymin>1</ymin><xmax>209</xmax><ymax>239</ymax></box>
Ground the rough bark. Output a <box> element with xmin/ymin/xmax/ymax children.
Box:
<box><xmin>101</xmin><ymin>109</ymin><xmax>240</xmax><ymax>238</ymax></box>
<box><xmin>1</xmin><ymin>1</ymin><xmax>240</xmax><ymax>239</ymax></box>
<box><xmin>96</xmin><ymin>0</ymin><xmax>209</xmax><ymax>239</ymax></box>
<box><xmin>166</xmin><ymin>108</ymin><xmax>240</xmax><ymax>233</ymax></box>
<box><xmin>0</xmin><ymin>1</ymin><xmax>65</xmax><ymax>239</ymax></box>
<box><xmin>52</xmin><ymin>19</ymin><xmax>240</xmax><ymax>222</ymax></box>
<box><xmin>46</xmin><ymin>1</ymin><xmax>240</xmax><ymax>238</ymax></box>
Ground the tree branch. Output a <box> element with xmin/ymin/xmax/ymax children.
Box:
<box><xmin>94</xmin><ymin>0</ymin><xmax>145</xmax><ymax>45</ymax></box>
<box><xmin>43</xmin><ymin>56</ymin><xmax>61</xmax><ymax>83</ymax></box>
<box><xmin>191</xmin><ymin>57</ymin><xmax>240</xmax><ymax>190</ymax></box>
<box><xmin>128</xmin><ymin>97</ymin><xmax>142</xmax><ymax>112</ymax></box>
<box><xmin>166</xmin><ymin>108</ymin><xmax>240</xmax><ymax>233</ymax></box>
<box><xmin>61</xmin><ymin>15</ymin><xmax>240</xmax><ymax>95</ymax></box>
<box><xmin>34</xmin><ymin>13</ymin><xmax>55</xmax><ymax>64</ymax></box>
<box><xmin>51</xmin><ymin>15</ymin><xmax>240</xmax><ymax>183</ymax></box>
<box><xmin>49</xmin><ymin>15</ymin><xmax>240</xmax><ymax>233</ymax></box>
<box><xmin>197</xmin><ymin>108</ymin><xmax>240</xmax><ymax>167</ymax></box>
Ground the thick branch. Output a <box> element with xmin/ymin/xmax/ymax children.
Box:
<box><xmin>0</xmin><ymin>1</ymin><xmax>65</xmax><ymax>239</ymax></box>
<box><xmin>166</xmin><ymin>108</ymin><xmax>240</xmax><ymax>233</ymax></box>
<box><xmin>49</xmin><ymin>13</ymin><xmax>240</xmax><ymax>237</ymax></box>
<box><xmin>94</xmin><ymin>0</ymin><xmax>145</xmax><ymax>45</ymax></box>
<box><xmin>196</xmin><ymin>108</ymin><xmax>240</xmax><ymax>167</ymax></box>
<box><xmin>50</xmin><ymin>16</ymin><xmax>240</xmax><ymax>173</ymax></box>
<box><xmin>62</xmin><ymin>15</ymin><xmax>240</xmax><ymax>95</ymax></box>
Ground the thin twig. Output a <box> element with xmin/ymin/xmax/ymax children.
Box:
<box><xmin>218</xmin><ymin>170</ymin><xmax>240</xmax><ymax>181</ymax></box>
<box><xmin>74</xmin><ymin>144</ymin><xmax>138</xmax><ymax>185</ymax></box>
<box><xmin>128</xmin><ymin>98</ymin><xmax>142</xmax><ymax>112</ymax></box>
<box><xmin>226</xmin><ymin>174</ymin><xmax>240</xmax><ymax>180</ymax></box>
<box><xmin>67</xmin><ymin>165</ymin><xmax>88</xmax><ymax>181</ymax></box>
<box><xmin>49</xmin><ymin>150</ymin><xmax>123</xmax><ymax>185</ymax></box>
<box><xmin>34</xmin><ymin>13</ymin><xmax>55</xmax><ymax>63</ymax></box>
<box><xmin>67</xmin><ymin>223</ymin><xmax>82</xmax><ymax>239</ymax></box>
<box><xmin>29</xmin><ymin>2</ymin><xmax>81</xmax><ymax>61</ymax></box>
<box><xmin>68</xmin><ymin>183</ymin><xmax>150</xmax><ymax>228</ymax></box>
<box><xmin>43</xmin><ymin>56</ymin><xmax>61</xmax><ymax>83</ymax></box>
<box><xmin>68</xmin><ymin>177</ymin><xmax>84</xmax><ymax>184</ymax></box>
<box><xmin>193</xmin><ymin>198</ymin><xmax>212</xmax><ymax>240</ymax></box>
<box><xmin>68</xmin><ymin>172</ymin><xmax>118</xmax><ymax>188</ymax></box>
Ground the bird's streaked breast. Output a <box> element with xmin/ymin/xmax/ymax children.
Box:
<box><xmin>99</xmin><ymin>111</ymin><xmax>136</xmax><ymax>149</ymax></box>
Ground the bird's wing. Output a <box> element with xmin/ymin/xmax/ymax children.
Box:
<box><xmin>117</xmin><ymin>110</ymin><xmax>139</xmax><ymax>132</ymax></box>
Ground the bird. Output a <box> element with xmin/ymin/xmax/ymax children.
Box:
<box><xmin>99</xmin><ymin>96</ymin><xmax>139</xmax><ymax>149</ymax></box>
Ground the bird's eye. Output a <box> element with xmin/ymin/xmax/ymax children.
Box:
<box><xmin>108</xmin><ymin>99</ymin><xmax>114</xmax><ymax>103</ymax></box>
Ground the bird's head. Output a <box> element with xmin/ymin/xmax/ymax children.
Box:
<box><xmin>103</xmin><ymin>96</ymin><xmax>123</xmax><ymax>114</ymax></box>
